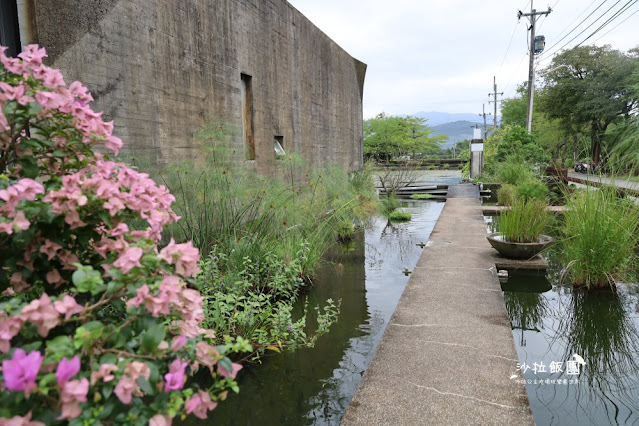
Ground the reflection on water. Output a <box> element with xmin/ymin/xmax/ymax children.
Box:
<box><xmin>193</xmin><ymin>196</ymin><xmax>446</xmax><ymax>425</ymax></box>
<box><xmin>504</xmin><ymin>273</ymin><xmax>639</xmax><ymax>425</ymax></box>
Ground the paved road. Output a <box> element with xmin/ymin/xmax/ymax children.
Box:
<box><xmin>568</xmin><ymin>172</ymin><xmax>639</xmax><ymax>192</ymax></box>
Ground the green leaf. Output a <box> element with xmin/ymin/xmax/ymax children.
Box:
<box><xmin>219</xmin><ymin>357</ymin><xmax>232</xmax><ymax>375</ymax></box>
<box><xmin>72</xmin><ymin>265</ymin><xmax>106</xmax><ymax>295</ymax></box>
<box><xmin>46</xmin><ymin>336</ymin><xmax>75</xmax><ymax>359</ymax></box>
<box><xmin>141</xmin><ymin>323</ymin><xmax>166</xmax><ymax>353</ymax></box>
<box><xmin>19</xmin><ymin>158</ymin><xmax>39</xmax><ymax>179</ymax></box>
<box><xmin>136</xmin><ymin>376</ymin><xmax>155</xmax><ymax>396</ymax></box>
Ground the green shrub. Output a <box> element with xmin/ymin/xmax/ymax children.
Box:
<box><xmin>497</xmin><ymin>184</ymin><xmax>517</xmax><ymax>206</ymax></box>
<box><xmin>497</xmin><ymin>161</ymin><xmax>535</xmax><ymax>185</ymax></box>
<box><xmin>499</xmin><ymin>199</ymin><xmax>549</xmax><ymax>243</ymax></box>
<box><xmin>389</xmin><ymin>210</ymin><xmax>412</xmax><ymax>221</ymax></box>
<box><xmin>515</xmin><ymin>180</ymin><xmax>548</xmax><ymax>201</ymax></box>
<box><xmin>443</xmin><ymin>163</ymin><xmax>450</xmax><ymax>170</ymax></box>
<box><xmin>560</xmin><ymin>188</ymin><xmax>639</xmax><ymax>288</ymax></box>
<box><xmin>410</xmin><ymin>193</ymin><xmax>434</xmax><ymax>200</ymax></box>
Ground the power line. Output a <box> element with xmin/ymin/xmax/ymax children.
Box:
<box><xmin>576</xmin><ymin>0</ymin><xmax>639</xmax><ymax>47</ymax></box>
<box><xmin>540</xmin><ymin>0</ymin><xmax>613</xmax><ymax>59</ymax></box>
<box><xmin>592</xmin><ymin>1</ymin><xmax>639</xmax><ymax>42</ymax></box>
<box><xmin>541</xmin><ymin>0</ymin><xmax>628</xmax><ymax>59</ymax></box>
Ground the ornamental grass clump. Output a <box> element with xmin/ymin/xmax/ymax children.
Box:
<box><xmin>561</xmin><ymin>188</ymin><xmax>639</xmax><ymax>288</ymax></box>
<box><xmin>0</xmin><ymin>45</ymin><xmax>248</xmax><ymax>425</ymax></box>
<box><xmin>499</xmin><ymin>199</ymin><xmax>549</xmax><ymax>243</ymax></box>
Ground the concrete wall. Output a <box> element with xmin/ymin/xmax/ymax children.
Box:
<box><xmin>20</xmin><ymin>0</ymin><xmax>365</xmax><ymax>173</ymax></box>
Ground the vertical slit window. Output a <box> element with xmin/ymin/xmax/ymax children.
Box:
<box><xmin>0</xmin><ymin>0</ymin><xmax>21</xmax><ymax>57</ymax></box>
<box><xmin>241</xmin><ymin>73</ymin><xmax>255</xmax><ymax>160</ymax></box>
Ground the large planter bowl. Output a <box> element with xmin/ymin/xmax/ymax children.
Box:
<box><xmin>486</xmin><ymin>232</ymin><xmax>554</xmax><ymax>260</ymax></box>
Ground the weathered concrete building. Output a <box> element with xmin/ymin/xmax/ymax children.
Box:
<box><xmin>3</xmin><ymin>0</ymin><xmax>366</xmax><ymax>173</ymax></box>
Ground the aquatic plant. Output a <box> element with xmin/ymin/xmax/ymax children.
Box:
<box><xmin>0</xmin><ymin>45</ymin><xmax>247</xmax><ymax>424</ymax></box>
<box><xmin>560</xmin><ymin>187</ymin><xmax>639</xmax><ymax>288</ymax></box>
<box><xmin>389</xmin><ymin>210</ymin><xmax>412</xmax><ymax>222</ymax></box>
<box><xmin>410</xmin><ymin>193</ymin><xmax>434</xmax><ymax>200</ymax></box>
<box><xmin>128</xmin><ymin>128</ymin><xmax>378</xmax><ymax>360</ymax></box>
<box><xmin>499</xmin><ymin>199</ymin><xmax>550</xmax><ymax>243</ymax></box>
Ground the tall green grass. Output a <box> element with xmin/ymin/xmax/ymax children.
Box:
<box><xmin>561</xmin><ymin>187</ymin><xmax>639</xmax><ymax>288</ymax></box>
<box><xmin>499</xmin><ymin>199</ymin><xmax>550</xmax><ymax>243</ymax></box>
<box><xmin>128</xmin><ymin>124</ymin><xmax>379</xmax><ymax>358</ymax></box>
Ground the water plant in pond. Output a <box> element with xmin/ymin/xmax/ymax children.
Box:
<box><xmin>499</xmin><ymin>199</ymin><xmax>550</xmax><ymax>243</ymax></box>
<box><xmin>560</xmin><ymin>187</ymin><xmax>639</xmax><ymax>288</ymax></box>
<box><xmin>556</xmin><ymin>287</ymin><xmax>639</xmax><ymax>403</ymax></box>
<box><xmin>389</xmin><ymin>210</ymin><xmax>412</xmax><ymax>221</ymax></box>
<box><xmin>380</xmin><ymin>193</ymin><xmax>400</xmax><ymax>217</ymax></box>
<box><xmin>0</xmin><ymin>45</ymin><xmax>248</xmax><ymax>424</ymax></box>
<box><xmin>410</xmin><ymin>193</ymin><xmax>434</xmax><ymax>200</ymax></box>
<box><xmin>129</xmin><ymin>129</ymin><xmax>378</xmax><ymax>360</ymax></box>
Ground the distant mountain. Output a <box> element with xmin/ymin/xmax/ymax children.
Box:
<box><xmin>431</xmin><ymin>121</ymin><xmax>483</xmax><ymax>149</ymax></box>
<box><xmin>412</xmin><ymin>111</ymin><xmax>483</xmax><ymax>127</ymax></box>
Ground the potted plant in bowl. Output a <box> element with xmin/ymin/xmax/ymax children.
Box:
<box><xmin>487</xmin><ymin>198</ymin><xmax>554</xmax><ymax>259</ymax></box>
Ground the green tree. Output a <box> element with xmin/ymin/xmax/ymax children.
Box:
<box><xmin>539</xmin><ymin>45</ymin><xmax>639</xmax><ymax>166</ymax></box>
<box><xmin>363</xmin><ymin>113</ymin><xmax>446</xmax><ymax>161</ymax></box>
<box><xmin>501</xmin><ymin>85</ymin><xmax>527</xmax><ymax>128</ymax></box>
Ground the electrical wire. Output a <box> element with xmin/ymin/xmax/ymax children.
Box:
<box><xmin>575</xmin><ymin>0</ymin><xmax>639</xmax><ymax>47</ymax></box>
<box><xmin>541</xmin><ymin>0</ymin><xmax>624</xmax><ymax>59</ymax></box>
<box><xmin>591</xmin><ymin>1</ymin><xmax>639</xmax><ymax>42</ymax></box>
<box><xmin>540</xmin><ymin>0</ymin><xmax>613</xmax><ymax>59</ymax></box>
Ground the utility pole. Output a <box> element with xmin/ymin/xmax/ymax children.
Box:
<box><xmin>488</xmin><ymin>76</ymin><xmax>502</xmax><ymax>130</ymax></box>
<box><xmin>479</xmin><ymin>104</ymin><xmax>491</xmax><ymax>139</ymax></box>
<box><xmin>518</xmin><ymin>1</ymin><xmax>551</xmax><ymax>133</ymax></box>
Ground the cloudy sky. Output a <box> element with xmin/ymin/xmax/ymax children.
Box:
<box><xmin>287</xmin><ymin>0</ymin><xmax>639</xmax><ymax>119</ymax></box>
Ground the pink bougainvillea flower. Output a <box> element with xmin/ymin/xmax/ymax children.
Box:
<box><xmin>57</xmin><ymin>378</ymin><xmax>88</xmax><ymax>420</ymax></box>
<box><xmin>112</xmin><ymin>246</ymin><xmax>143</xmax><ymax>274</ymax></box>
<box><xmin>9</xmin><ymin>272</ymin><xmax>30</xmax><ymax>293</ymax></box>
<box><xmin>114</xmin><ymin>361</ymin><xmax>150</xmax><ymax>404</ymax></box>
<box><xmin>53</xmin><ymin>295</ymin><xmax>84</xmax><ymax>320</ymax></box>
<box><xmin>90</xmin><ymin>363</ymin><xmax>118</xmax><ymax>386</ymax></box>
<box><xmin>148</xmin><ymin>415</ymin><xmax>173</xmax><ymax>426</ymax></box>
<box><xmin>0</xmin><ymin>314</ymin><xmax>23</xmax><ymax>353</ymax></box>
<box><xmin>20</xmin><ymin>294</ymin><xmax>60</xmax><ymax>337</ymax></box>
<box><xmin>55</xmin><ymin>356</ymin><xmax>80</xmax><ymax>386</ymax></box>
<box><xmin>45</xmin><ymin>268</ymin><xmax>64</xmax><ymax>286</ymax></box>
<box><xmin>0</xmin><ymin>411</ymin><xmax>46</xmax><ymax>426</ymax></box>
<box><xmin>195</xmin><ymin>342</ymin><xmax>219</xmax><ymax>371</ymax></box>
<box><xmin>39</xmin><ymin>239</ymin><xmax>62</xmax><ymax>260</ymax></box>
<box><xmin>170</xmin><ymin>335</ymin><xmax>187</xmax><ymax>352</ymax></box>
<box><xmin>217</xmin><ymin>362</ymin><xmax>243</xmax><ymax>379</ymax></box>
<box><xmin>2</xmin><ymin>349</ymin><xmax>43</xmax><ymax>394</ymax></box>
<box><xmin>185</xmin><ymin>390</ymin><xmax>218</xmax><ymax>420</ymax></box>
<box><xmin>157</xmin><ymin>239</ymin><xmax>200</xmax><ymax>278</ymax></box>
<box><xmin>163</xmin><ymin>359</ymin><xmax>188</xmax><ymax>392</ymax></box>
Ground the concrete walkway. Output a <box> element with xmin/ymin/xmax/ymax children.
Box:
<box><xmin>568</xmin><ymin>172</ymin><xmax>639</xmax><ymax>193</ymax></box>
<box><xmin>342</xmin><ymin>185</ymin><xmax>534</xmax><ymax>425</ymax></box>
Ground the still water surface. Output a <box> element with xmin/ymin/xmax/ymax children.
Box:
<box><xmin>201</xmin><ymin>170</ymin><xmax>461</xmax><ymax>425</ymax></box>
<box><xmin>504</xmin><ymin>267</ymin><xmax>639</xmax><ymax>425</ymax></box>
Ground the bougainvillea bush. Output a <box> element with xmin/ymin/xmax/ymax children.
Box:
<box><xmin>0</xmin><ymin>45</ymin><xmax>249</xmax><ymax>425</ymax></box>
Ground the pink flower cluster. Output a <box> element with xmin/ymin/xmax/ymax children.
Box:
<box><xmin>0</xmin><ymin>179</ymin><xmax>44</xmax><ymax>235</ymax></box>
<box><xmin>113</xmin><ymin>361</ymin><xmax>150</xmax><ymax>405</ymax></box>
<box><xmin>0</xmin><ymin>294</ymin><xmax>83</xmax><ymax>353</ymax></box>
<box><xmin>127</xmin><ymin>276</ymin><xmax>206</xmax><ymax>334</ymax></box>
<box><xmin>0</xmin><ymin>45</ymin><xmax>122</xmax><ymax>155</ymax></box>
<box><xmin>44</xmin><ymin>160</ymin><xmax>178</xmax><ymax>237</ymax></box>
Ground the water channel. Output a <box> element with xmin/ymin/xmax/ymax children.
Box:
<box><xmin>197</xmin><ymin>171</ymin><xmax>460</xmax><ymax>425</ymax></box>
<box><xmin>488</xmin><ymin>216</ymin><xmax>639</xmax><ymax>425</ymax></box>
